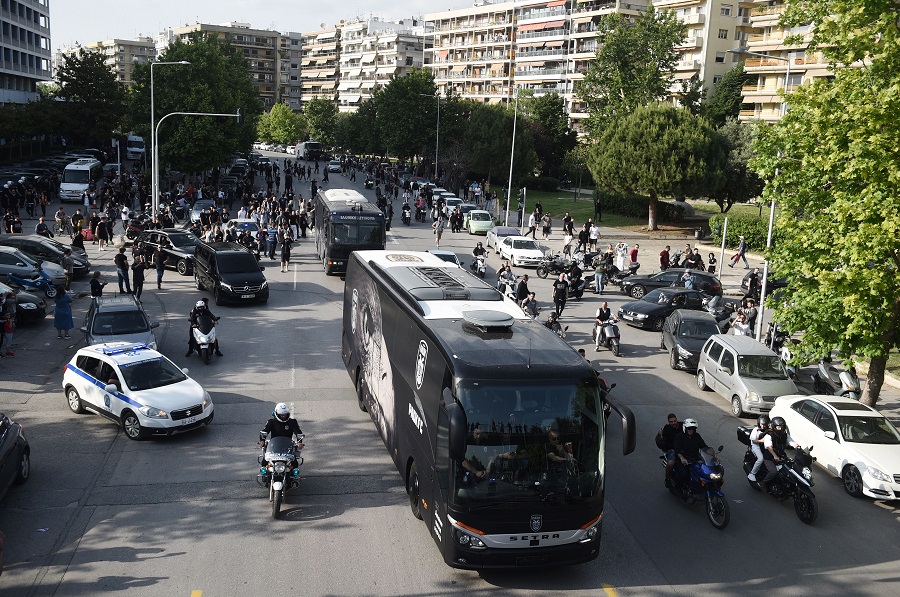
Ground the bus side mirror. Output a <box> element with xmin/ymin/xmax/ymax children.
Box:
<box><xmin>447</xmin><ymin>402</ymin><xmax>468</xmax><ymax>462</ymax></box>
<box><xmin>605</xmin><ymin>394</ymin><xmax>636</xmax><ymax>456</ymax></box>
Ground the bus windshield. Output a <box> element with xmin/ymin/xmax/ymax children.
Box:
<box><xmin>331</xmin><ymin>221</ymin><xmax>384</xmax><ymax>247</ymax></box>
<box><xmin>63</xmin><ymin>170</ymin><xmax>91</xmax><ymax>184</ymax></box>
<box><xmin>454</xmin><ymin>379</ymin><xmax>604</xmax><ymax>507</ymax></box>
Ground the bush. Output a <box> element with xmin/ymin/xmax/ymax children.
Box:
<box><xmin>525</xmin><ymin>176</ymin><xmax>560</xmax><ymax>191</ymax></box>
<box><xmin>708</xmin><ymin>213</ymin><xmax>773</xmax><ymax>249</ymax></box>
<box><xmin>595</xmin><ymin>189</ymin><xmax>685</xmax><ymax>223</ymax></box>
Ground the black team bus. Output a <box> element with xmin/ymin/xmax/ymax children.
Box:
<box><xmin>342</xmin><ymin>251</ymin><xmax>635</xmax><ymax>569</ymax></box>
<box><xmin>314</xmin><ymin>189</ymin><xmax>385</xmax><ymax>275</ymax></box>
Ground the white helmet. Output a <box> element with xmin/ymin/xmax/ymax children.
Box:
<box><xmin>274</xmin><ymin>402</ymin><xmax>290</xmax><ymax>422</ymax></box>
<box><xmin>683</xmin><ymin>418</ymin><xmax>698</xmax><ymax>432</ymax></box>
<box><xmin>195</xmin><ymin>300</ymin><xmax>206</xmax><ymax>309</ymax></box>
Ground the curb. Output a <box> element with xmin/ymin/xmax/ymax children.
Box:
<box><xmin>854</xmin><ymin>361</ymin><xmax>900</xmax><ymax>391</ymax></box>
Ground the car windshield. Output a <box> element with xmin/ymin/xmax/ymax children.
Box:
<box><xmin>470</xmin><ymin>212</ymin><xmax>491</xmax><ymax>221</ymax></box>
<box><xmin>642</xmin><ymin>290</ymin><xmax>671</xmax><ymax>304</ymax></box>
<box><xmin>838</xmin><ymin>416</ymin><xmax>900</xmax><ymax>444</ymax></box>
<box><xmin>217</xmin><ymin>253</ymin><xmax>259</xmax><ymax>274</ymax></box>
<box><xmin>119</xmin><ymin>357</ymin><xmax>187</xmax><ymax>391</ymax></box>
<box><xmin>192</xmin><ymin>201</ymin><xmax>214</xmax><ymax>212</ymax></box>
<box><xmin>453</xmin><ymin>379</ymin><xmax>604</xmax><ymax>507</ymax></box>
<box><xmin>92</xmin><ymin>312</ymin><xmax>149</xmax><ymax>335</ymax></box>
<box><xmin>167</xmin><ymin>233</ymin><xmax>201</xmax><ymax>248</ymax></box>
<box><xmin>680</xmin><ymin>321</ymin><xmax>720</xmax><ymax>338</ymax></box>
<box><xmin>512</xmin><ymin>239</ymin><xmax>539</xmax><ymax>251</ymax></box>
<box><xmin>737</xmin><ymin>355</ymin><xmax>788</xmax><ymax>379</ymax></box>
<box><xmin>232</xmin><ymin>221</ymin><xmax>259</xmax><ymax>232</ymax></box>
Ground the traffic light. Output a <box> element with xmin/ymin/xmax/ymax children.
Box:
<box><xmin>236</xmin><ymin>108</ymin><xmax>244</xmax><ymax>124</ymax></box>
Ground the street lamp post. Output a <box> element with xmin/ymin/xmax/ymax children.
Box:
<box><xmin>418</xmin><ymin>93</ymin><xmax>440</xmax><ymax>183</ymax></box>
<box><xmin>150</xmin><ymin>60</ymin><xmax>190</xmax><ymax>214</ymax></box>
<box><xmin>504</xmin><ymin>87</ymin><xmax>519</xmax><ymax>226</ymax></box>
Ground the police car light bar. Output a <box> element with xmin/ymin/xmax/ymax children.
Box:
<box><xmin>100</xmin><ymin>343</ymin><xmax>149</xmax><ymax>355</ymax></box>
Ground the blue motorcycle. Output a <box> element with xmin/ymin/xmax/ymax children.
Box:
<box><xmin>666</xmin><ymin>446</ymin><xmax>729</xmax><ymax>530</ymax></box>
<box><xmin>7</xmin><ymin>270</ymin><xmax>57</xmax><ymax>298</ymax></box>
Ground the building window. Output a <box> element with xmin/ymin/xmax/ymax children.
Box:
<box><xmin>721</xmin><ymin>4</ymin><xmax>732</xmax><ymax>16</ymax></box>
<box><xmin>718</xmin><ymin>29</ymin><xmax>728</xmax><ymax>40</ymax></box>
<box><xmin>713</xmin><ymin>75</ymin><xmax>723</xmax><ymax>84</ymax></box>
<box><xmin>715</xmin><ymin>52</ymin><xmax>726</xmax><ymax>63</ymax></box>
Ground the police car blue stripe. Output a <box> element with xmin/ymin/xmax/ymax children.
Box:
<box><xmin>67</xmin><ymin>365</ymin><xmax>145</xmax><ymax>409</ymax></box>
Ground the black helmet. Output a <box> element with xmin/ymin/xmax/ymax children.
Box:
<box><xmin>771</xmin><ymin>416</ymin><xmax>788</xmax><ymax>440</ymax></box>
<box><xmin>757</xmin><ymin>415</ymin><xmax>770</xmax><ymax>429</ymax></box>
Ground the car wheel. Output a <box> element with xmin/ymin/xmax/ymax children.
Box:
<box><xmin>14</xmin><ymin>448</ymin><xmax>30</xmax><ymax>484</ymax></box>
<box><xmin>731</xmin><ymin>396</ymin><xmax>744</xmax><ymax>417</ymax></box>
<box><xmin>842</xmin><ymin>465</ymin><xmax>864</xmax><ymax>498</ymax></box>
<box><xmin>660</xmin><ymin>333</ymin><xmax>666</xmax><ymax>349</ymax></box>
<box><xmin>652</xmin><ymin>317</ymin><xmax>664</xmax><ymax>332</ymax></box>
<box><xmin>176</xmin><ymin>259</ymin><xmax>189</xmax><ymax>275</ymax></box>
<box><xmin>66</xmin><ymin>386</ymin><xmax>85</xmax><ymax>414</ymax></box>
<box><xmin>630</xmin><ymin>285</ymin><xmax>646</xmax><ymax>299</ymax></box>
<box><xmin>670</xmin><ymin>349</ymin><xmax>679</xmax><ymax>370</ymax></box>
<box><xmin>121</xmin><ymin>410</ymin><xmax>146</xmax><ymax>440</ymax></box>
<box><xmin>697</xmin><ymin>369</ymin><xmax>708</xmax><ymax>391</ymax></box>
<box><xmin>407</xmin><ymin>461</ymin><xmax>423</xmax><ymax>520</ymax></box>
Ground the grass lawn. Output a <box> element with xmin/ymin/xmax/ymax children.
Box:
<box><xmin>888</xmin><ymin>350</ymin><xmax>900</xmax><ymax>378</ymax></box>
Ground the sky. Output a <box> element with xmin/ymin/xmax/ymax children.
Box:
<box><xmin>50</xmin><ymin>0</ymin><xmax>473</xmax><ymax>51</ymax></box>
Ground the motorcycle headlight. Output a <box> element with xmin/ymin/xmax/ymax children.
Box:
<box><xmin>139</xmin><ymin>405</ymin><xmax>169</xmax><ymax>419</ymax></box>
<box><xmin>203</xmin><ymin>391</ymin><xmax>212</xmax><ymax>409</ymax></box>
<box><xmin>274</xmin><ymin>462</ymin><xmax>286</xmax><ymax>474</ymax></box>
<box><xmin>747</xmin><ymin>391</ymin><xmax>761</xmax><ymax>403</ymax></box>
<box><xmin>802</xmin><ymin>467</ymin><xmax>813</xmax><ymax>481</ymax></box>
<box><xmin>867</xmin><ymin>466</ymin><xmax>891</xmax><ymax>483</ymax></box>
<box><xmin>708</xmin><ymin>473</ymin><xmax>723</xmax><ymax>480</ymax></box>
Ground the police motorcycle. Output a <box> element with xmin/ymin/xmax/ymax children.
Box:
<box><xmin>257</xmin><ymin>432</ymin><xmax>305</xmax><ymax>519</ymax></box>
<box><xmin>191</xmin><ymin>309</ymin><xmax>218</xmax><ymax>365</ymax></box>
<box><xmin>662</xmin><ymin>424</ymin><xmax>729</xmax><ymax>530</ymax></box>
<box><xmin>737</xmin><ymin>425</ymin><xmax>818</xmax><ymax>524</ymax></box>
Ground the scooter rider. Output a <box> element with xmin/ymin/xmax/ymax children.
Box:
<box><xmin>594</xmin><ymin>301</ymin><xmax>617</xmax><ymax>350</ymax></box>
<box><xmin>259</xmin><ymin>402</ymin><xmax>304</xmax><ymax>470</ymax></box>
<box><xmin>760</xmin><ymin>416</ymin><xmax>800</xmax><ymax>492</ymax></box>
<box><xmin>544</xmin><ymin>312</ymin><xmax>563</xmax><ymax>336</ymax></box>
<box><xmin>747</xmin><ymin>415</ymin><xmax>770</xmax><ymax>482</ymax></box>
<box><xmin>472</xmin><ymin>242</ymin><xmax>487</xmax><ymax>260</ymax></box>
<box><xmin>674</xmin><ymin>418</ymin><xmax>710</xmax><ymax>469</ymax></box>
<box><xmin>186</xmin><ymin>299</ymin><xmax>223</xmax><ymax>357</ymax></box>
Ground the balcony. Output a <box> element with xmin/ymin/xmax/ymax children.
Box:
<box><xmin>681</xmin><ymin>14</ymin><xmax>705</xmax><ymax>26</ymax></box>
<box><xmin>675</xmin><ymin>59</ymin><xmax>700</xmax><ymax>71</ymax></box>
<box><xmin>517</xmin><ymin>29</ymin><xmax>567</xmax><ymax>41</ymax></box>
<box><xmin>515</xmin><ymin>67</ymin><xmax>567</xmax><ymax>78</ymax></box>
<box><xmin>518</xmin><ymin>8</ymin><xmax>567</xmax><ymax>22</ymax></box>
<box><xmin>676</xmin><ymin>36</ymin><xmax>703</xmax><ymax>50</ymax></box>
<box><xmin>752</xmin><ymin>5</ymin><xmax>787</xmax><ymax>17</ymax></box>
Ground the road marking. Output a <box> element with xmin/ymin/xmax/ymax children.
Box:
<box><xmin>191</xmin><ymin>592</ymin><xmax>203</xmax><ymax>597</ymax></box>
<box><xmin>602</xmin><ymin>584</ymin><xmax>618</xmax><ymax>597</ymax></box>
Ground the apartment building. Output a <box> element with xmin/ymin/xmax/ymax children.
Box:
<box><xmin>336</xmin><ymin>18</ymin><xmax>429</xmax><ymax>113</ymax></box>
<box><xmin>0</xmin><ymin>0</ymin><xmax>51</xmax><ymax>104</ymax></box>
<box><xmin>299</xmin><ymin>27</ymin><xmax>339</xmax><ymax>108</ymax></box>
<box><xmin>282</xmin><ymin>31</ymin><xmax>303</xmax><ymax>112</ymax></box>
<box><xmin>158</xmin><ymin>22</ymin><xmax>282</xmax><ymax>108</ymax></box>
<box><xmin>56</xmin><ymin>36</ymin><xmax>156</xmax><ymax>86</ymax></box>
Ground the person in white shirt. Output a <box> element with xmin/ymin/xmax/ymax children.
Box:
<box><xmin>747</xmin><ymin>415</ymin><xmax>769</xmax><ymax>482</ymax></box>
<box><xmin>731</xmin><ymin>314</ymin><xmax>751</xmax><ymax>336</ymax></box>
<box><xmin>237</xmin><ymin>206</ymin><xmax>248</xmax><ymax>219</ymax></box>
<box><xmin>588</xmin><ymin>224</ymin><xmax>600</xmax><ymax>251</ymax></box>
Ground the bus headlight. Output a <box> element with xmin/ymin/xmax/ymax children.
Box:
<box><xmin>455</xmin><ymin>530</ymin><xmax>486</xmax><ymax>550</ymax></box>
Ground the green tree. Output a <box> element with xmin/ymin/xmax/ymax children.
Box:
<box><xmin>373</xmin><ymin>68</ymin><xmax>438</xmax><ymax>161</ymax></box>
<box><xmin>263</xmin><ymin>103</ymin><xmax>306</xmax><ymax>144</ymax></box>
<box><xmin>587</xmin><ymin>103</ymin><xmax>725</xmax><ymax>230</ymax></box>
<box><xmin>676</xmin><ymin>75</ymin><xmax>706</xmax><ymax>116</ymax></box>
<box><xmin>304</xmin><ymin>98</ymin><xmax>339</xmax><ymax>147</ymax></box>
<box><xmin>702</xmin><ymin>62</ymin><xmax>748</xmax><ymax>127</ymax></box>
<box><xmin>710</xmin><ymin>118</ymin><xmax>763</xmax><ymax>213</ymax></box>
<box><xmin>338</xmin><ymin>99</ymin><xmax>380</xmax><ymax>156</ymax></box>
<box><xmin>56</xmin><ymin>48</ymin><xmax>127</xmax><ymax>145</ymax></box>
<box><xmin>577</xmin><ymin>8</ymin><xmax>685</xmax><ymax>136</ymax></box>
<box><xmin>128</xmin><ymin>34</ymin><xmax>262</xmax><ymax>175</ymax></box>
<box><xmin>751</xmin><ymin>0</ymin><xmax>900</xmax><ymax>405</ymax></box>
<box><xmin>464</xmin><ymin>102</ymin><xmax>537</xmax><ymax>189</ymax></box>
<box><xmin>521</xmin><ymin>92</ymin><xmax>577</xmax><ymax>177</ymax></box>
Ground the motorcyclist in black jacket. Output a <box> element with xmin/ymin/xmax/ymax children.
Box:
<box><xmin>186</xmin><ymin>299</ymin><xmax>222</xmax><ymax>357</ymax></box>
<box><xmin>673</xmin><ymin>418</ymin><xmax>710</xmax><ymax>468</ymax></box>
<box><xmin>259</xmin><ymin>402</ymin><xmax>304</xmax><ymax>469</ymax></box>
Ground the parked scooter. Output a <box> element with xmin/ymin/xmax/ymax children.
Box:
<box><xmin>737</xmin><ymin>426</ymin><xmax>818</xmax><ymax>524</ymax></box>
<box><xmin>593</xmin><ymin>318</ymin><xmax>621</xmax><ymax>356</ymax></box>
<box><xmin>566</xmin><ymin>274</ymin><xmax>586</xmax><ymax>300</ymax></box>
<box><xmin>813</xmin><ymin>355</ymin><xmax>861</xmax><ymax>400</ymax></box>
<box><xmin>662</xmin><ymin>444</ymin><xmax>729</xmax><ymax>530</ymax></box>
<box><xmin>607</xmin><ymin>262</ymin><xmax>640</xmax><ymax>285</ymax></box>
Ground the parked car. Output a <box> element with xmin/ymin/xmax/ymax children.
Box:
<box><xmin>696</xmin><ymin>334</ymin><xmax>797</xmax><ymax>417</ymax></box>
<box><xmin>661</xmin><ymin>310</ymin><xmax>721</xmax><ymax>371</ymax></box>
<box><xmin>0</xmin><ymin>280</ymin><xmax>47</xmax><ymax>324</ymax></box>
<box><xmin>620</xmin><ymin>268</ymin><xmax>722</xmax><ymax>299</ymax></box>
<box><xmin>769</xmin><ymin>394</ymin><xmax>900</xmax><ymax>499</ymax></box>
<box><xmin>226</xmin><ymin>218</ymin><xmax>260</xmax><ymax>235</ymax></box>
<box><xmin>62</xmin><ymin>342</ymin><xmax>214</xmax><ymax>440</ymax></box>
<box><xmin>464</xmin><ymin>210</ymin><xmax>494</xmax><ymax>235</ymax></box>
<box><xmin>80</xmin><ymin>294</ymin><xmax>159</xmax><ymax>348</ymax></box>
<box><xmin>618</xmin><ymin>288</ymin><xmax>708</xmax><ymax>331</ymax></box>
<box><xmin>0</xmin><ymin>234</ymin><xmax>91</xmax><ymax>278</ymax></box>
<box><xmin>0</xmin><ymin>412</ymin><xmax>30</xmax><ymax>500</ymax></box>
<box><xmin>137</xmin><ymin>229</ymin><xmax>202</xmax><ymax>276</ymax></box>
<box><xmin>498</xmin><ymin>236</ymin><xmax>544</xmax><ymax>267</ymax></box>
<box><xmin>742</xmin><ymin>270</ymin><xmax>788</xmax><ymax>293</ymax></box>
<box><xmin>0</xmin><ymin>245</ymin><xmax>66</xmax><ymax>287</ymax></box>
<box><xmin>486</xmin><ymin>226</ymin><xmax>520</xmax><ymax>253</ymax></box>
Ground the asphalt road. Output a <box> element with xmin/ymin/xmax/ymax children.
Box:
<box><xmin>1</xmin><ymin>158</ymin><xmax>899</xmax><ymax>596</ymax></box>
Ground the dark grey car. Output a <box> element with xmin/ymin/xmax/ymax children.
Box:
<box><xmin>661</xmin><ymin>310</ymin><xmax>721</xmax><ymax>371</ymax></box>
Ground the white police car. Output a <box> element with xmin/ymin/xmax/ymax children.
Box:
<box><xmin>62</xmin><ymin>342</ymin><xmax>213</xmax><ymax>440</ymax></box>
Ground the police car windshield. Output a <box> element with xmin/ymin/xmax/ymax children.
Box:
<box><xmin>119</xmin><ymin>357</ymin><xmax>187</xmax><ymax>391</ymax></box>
<box><xmin>453</xmin><ymin>379</ymin><xmax>603</xmax><ymax>507</ymax></box>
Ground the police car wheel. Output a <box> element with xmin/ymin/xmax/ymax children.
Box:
<box><xmin>66</xmin><ymin>386</ymin><xmax>85</xmax><ymax>414</ymax></box>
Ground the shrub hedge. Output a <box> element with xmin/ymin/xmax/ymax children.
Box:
<box><xmin>525</xmin><ymin>176</ymin><xmax>560</xmax><ymax>191</ymax></box>
<box><xmin>708</xmin><ymin>213</ymin><xmax>775</xmax><ymax>249</ymax></box>
<box><xmin>594</xmin><ymin>189</ymin><xmax>686</xmax><ymax>223</ymax></box>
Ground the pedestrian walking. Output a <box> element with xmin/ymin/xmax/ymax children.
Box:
<box><xmin>432</xmin><ymin>215</ymin><xmax>446</xmax><ymax>247</ymax></box>
<box><xmin>53</xmin><ymin>287</ymin><xmax>74</xmax><ymax>340</ymax></box>
<box><xmin>114</xmin><ymin>248</ymin><xmax>132</xmax><ymax>294</ymax></box>
<box><xmin>131</xmin><ymin>255</ymin><xmax>147</xmax><ymax>301</ymax></box>
<box><xmin>729</xmin><ymin>235</ymin><xmax>749</xmax><ymax>269</ymax></box>
<box><xmin>551</xmin><ymin>273</ymin><xmax>568</xmax><ymax>317</ymax></box>
<box><xmin>281</xmin><ymin>230</ymin><xmax>293</xmax><ymax>272</ymax></box>
<box><xmin>1</xmin><ymin>312</ymin><xmax>15</xmax><ymax>357</ymax></box>
<box><xmin>153</xmin><ymin>245</ymin><xmax>166</xmax><ymax>289</ymax></box>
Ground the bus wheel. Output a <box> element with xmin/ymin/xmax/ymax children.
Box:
<box><xmin>407</xmin><ymin>462</ymin><xmax>423</xmax><ymax>520</ymax></box>
<box><xmin>355</xmin><ymin>372</ymin><xmax>367</xmax><ymax>412</ymax></box>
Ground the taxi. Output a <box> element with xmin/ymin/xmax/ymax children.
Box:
<box><xmin>62</xmin><ymin>342</ymin><xmax>213</xmax><ymax>440</ymax></box>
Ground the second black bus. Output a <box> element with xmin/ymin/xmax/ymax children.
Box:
<box><xmin>313</xmin><ymin>188</ymin><xmax>385</xmax><ymax>275</ymax></box>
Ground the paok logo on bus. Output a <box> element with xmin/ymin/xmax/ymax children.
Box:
<box><xmin>414</xmin><ymin>340</ymin><xmax>427</xmax><ymax>389</ymax></box>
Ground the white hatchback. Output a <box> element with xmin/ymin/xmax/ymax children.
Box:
<box><xmin>498</xmin><ymin>235</ymin><xmax>544</xmax><ymax>267</ymax></box>
<box><xmin>62</xmin><ymin>342</ymin><xmax>213</xmax><ymax>440</ymax></box>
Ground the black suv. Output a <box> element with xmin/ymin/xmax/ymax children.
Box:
<box><xmin>620</xmin><ymin>268</ymin><xmax>722</xmax><ymax>299</ymax></box>
<box><xmin>0</xmin><ymin>234</ymin><xmax>91</xmax><ymax>278</ymax></box>
<box><xmin>194</xmin><ymin>242</ymin><xmax>268</xmax><ymax>305</ymax></box>
<box><xmin>137</xmin><ymin>229</ymin><xmax>202</xmax><ymax>276</ymax></box>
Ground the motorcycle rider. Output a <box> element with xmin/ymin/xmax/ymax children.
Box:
<box><xmin>401</xmin><ymin>201</ymin><xmax>411</xmax><ymax>223</ymax></box>
<box><xmin>259</xmin><ymin>402</ymin><xmax>305</xmax><ymax>471</ymax></box>
<box><xmin>673</xmin><ymin>418</ymin><xmax>712</xmax><ymax>483</ymax></box>
<box><xmin>760</xmin><ymin>416</ymin><xmax>800</xmax><ymax>493</ymax></box>
<box><xmin>594</xmin><ymin>302</ymin><xmax>617</xmax><ymax>351</ymax></box>
<box><xmin>186</xmin><ymin>299</ymin><xmax>223</xmax><ymax>357</ymax></box>
<box><xmin>657</xmin><ymin>413</ymin><xmax>681</xmax><ymax>487</ymax></box>
<box><xmin>544</xmin><ymin>312</ymin><xmax>563</xmax><ymax>337</ymax></box>
<box><xmin>472</xmin><ymin>242</ymin><xmax>487</xmax><ymax>261</ymax></box>
<box><xmin>497</xmin><ymin>262</ymin><xmax>515</xmax><ymax>293</ymax></box>
<box><xmin>747</xmin><ymin>415</ymin><xmax>770</xmax><ymax>482</ymax></box>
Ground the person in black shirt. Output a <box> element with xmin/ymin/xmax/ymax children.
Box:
<box><xmin>657</xmin><ymin>414</ymin><xmax>681</xmax><ymax>487</ymax></box>
<box><xmin>673</xmin><ymin>418</ymin><xmax>710</xmax><ymax>466</ymax></box>
<box><xmin>515</xmin><ymin>274</ymin><xmax>530</xmax><ymax>303</ymax></box>
<box><xmin>113</xmin><ymin>248</ymin><xmax>132</xmax><ymax>294</ymax></box>
<box><xmin>89</xmin><ymin>271</ymin><xmax>107</xmax><ymax>297</ymax></box>
<box><xmin>259</xmin><ymin>402</ymin><xmax>304</xmax><ymax>470</ymax></box>
<box><xmin>551</xmin><ymin>273</ymin><xmax>568</xmax><ymax>317</ymax></box>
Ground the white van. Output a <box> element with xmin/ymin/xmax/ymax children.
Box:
<box><xmin>126</xmin><ymin>134</ymin><xmax>145</xmax><ymax>161</ymax></box>
<box><xmin>59</xmin><ymin>158</ymin><xmax>102</xmax><ymax>203</ymax></box>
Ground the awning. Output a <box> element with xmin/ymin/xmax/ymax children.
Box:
<box><xmin>519</xmin><ymin>61</ymin><xmax>546</xmax><ymax>67</ymax></box>
<box><xmin>361</xmin><ymin>80</ymin><xmax>377</xmax><ymax>88</ymax></box>
<box><xmin>316</xmin><ymin>32</ymin><xmax>335</xmax><ymax>41</ymax></box>
<box><xmin>572</xmin><ymin>16</ymin><xmax>594</xmax><ymax>25</ymax></box>
<box><xmin>319</xmin><ymin>80</ymin><xmax>335</xmax><ymax>89</ymax></box>
<box><xmin>301</xmin><ymin>59</ymin><xmax>312</xmax><ymax>66</ymax></box>
<box><xmin>545</xmin><ymin>40</ymin><xmax>565</xmax><ymax>48</ymax></box>
<box><xmin>342</xmin><ymin>94</ymin><xmax>361</xmax><ymax>103</ymax></box>
<box><xmin>547</xmin><ymin>0</ymin><xmax>566</xmax><ymax>6</ymax></box>
<box><xmin>346</xmin><ymin>68</ymin><xmax>361</xmax><ymax>77</ymax></box>
<box><xmin>518</xmin><ymin>22</ymin><xmax>544</xmax><ymax>32</ymax></box>
<box><xmin>437</xmin><ymin>49</ymin><xmax>449</xmax><ymax>59</ymax></box>
<box><xmin>520</xmin><ymin>1</ymin><xmax>549</xmax><ymax>7</ymax></box>
<box><xmin>361</xmin><ymin>52</ymin><xmax>377</xmax><ymax>63</ymax></box>
<box><xmin>376</xmin><ymin>66</ymin><xmax>394</xmax><ymax>75</ymax></box>
<box><xmin>673</xmin><ymin>72</ymin><xmax>698</xmax><ymax>80</ymax></box>
<box><xmin>541</xmin><ymin>20</ymin><xmax>565</xmax><ymax>30</ymax></box>
<box><xmin>337</xmin><ymin>81</ymin><xmax>354</xmax><ymax>90</ymax></box>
